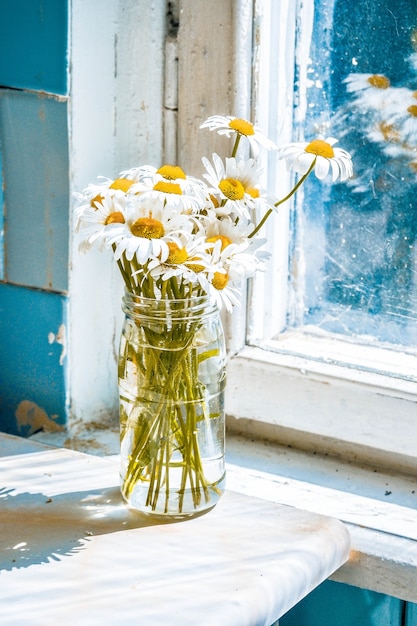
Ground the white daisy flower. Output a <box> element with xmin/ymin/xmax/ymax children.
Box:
<box><xmin>87</xmin><ymin>175</ymin><xmax>138</xmax><ymax>198</ymax></box>
<box><xmin>212</xmin><ymin>235</ymin><xmax>266</xmax><ymax>279</ymax></box>
<box><xmin>204</xmin><ymin>215</ymin><xmax>253</xmax><ymax>246</ymax></box>
<box><xmin>135</xmin><ymin>174</ymin><xmax>205</xmax><ymax>213</ymax></box>
<box><xmin>208</xmin><ymin>279</ymin><xmax>241</xmax><ymax>312</ymax></box>
<box><xmin>147</xmin><ymin>235</ymin><xmax>214</xmax><ymax>286</ymax></box>
<box><xmin>376</xmin><ymin>92</ymin><xmax>417</xmax><ymax>150</ymax></box>
<box><xmin>75</xmin><ymin>194</ymin><xmax>127</xmax><ymax>252</ymax></box>
<box><xmin>278</xmin><ymin>137</ymin><xmax>353</xmax><ymax>182</ymax></box>
<box><xmin>200</xmin><ymin>115</ymin><xmax>276</xmax><ymax>155</ymax></box>
<box><xmin>157</xmin><ymin>167</ymin><xmax>211</xmax><ymax>210</ymax></box>
<box><xmin>119</xmin><ymin>164</ymin><xmax>158</xmax><ymax>183</ymax></box>
<box><xmin>205</xmin><ymin>248</ymin><xmax>265</xmax><ymax>312</ymax></box>
<box><xmin>345</xmin><ymin>73</ymin><xmax>391</xmax><ymax>94</ymax></box>
<box><xmin>342</xmin><ymin>70</ymin><xmax>417</xmax><ymax>161</ymax></box>
<box><xmin>343</xmin><ymin>73</ymin><xmax>406</xmax><ymax>119</ymax></box>
<box><xmin>123</xmin><ymin>164</ymin><xmax>208</xmax><ymax>212</ymax></box>
<box><xmin>107</xmin><ymin>197</ymin><xmax>192</xmax><ymax>265</ymax></box>
<box><xmin>202</xmin><ymin>153</ymin><xmax>261</xmax><ymax>219</ymax></box>
<box><xmin>201</xmin><ymin>229</ymin><xmax>266</xmax><ymax>311</ymax></box>
<box><xmin>74</xmin><ymin>175</ymin><xmax>143</xmax><ymax>232</ymax></box>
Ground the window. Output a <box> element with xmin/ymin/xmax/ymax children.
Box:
<box><xmin>249</xmin><ymin>0</ymin><xmax>417</xmax><ymax>350</ymax></box>
<box><xmin>226</xmin><ymin>0</ymin><xmax>417</xmax><ymax>472</ymax></box>
<box><xmin>291</xmin><ymin>0</ymin><xmax>417</xmax><ymax>349</ymax></box>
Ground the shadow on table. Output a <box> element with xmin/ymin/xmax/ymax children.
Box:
<box><xmin>0</xmin><ymin>485</ymin><xmax>161</xmax><ymax>571</ymax></box>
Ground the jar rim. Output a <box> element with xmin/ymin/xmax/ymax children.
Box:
<box><xmin>122</xmin><ymin>289</ymin><xmax>218</xmax><ymax>318</ymax></box>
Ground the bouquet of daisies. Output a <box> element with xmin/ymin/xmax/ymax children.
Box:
<box><xmin>74</xmin><ymin>115</ymin><xmax>353</xmax><ymax>312</ymax></box>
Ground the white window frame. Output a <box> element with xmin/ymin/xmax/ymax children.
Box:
<box><xmin>68</xmin><ymin>0</ymin><xmax>417</xmax><ymax>474</ymax></box>
<box><xmin>225</xmin><ymin>0</ymin><xmax>417</xmax><ymax>473</ymax></box>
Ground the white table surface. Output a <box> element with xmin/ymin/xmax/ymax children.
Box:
<box><xmin>0</xmin><ymin>433</ymin><xmax>350</xmax><ymax>626</ymax></box>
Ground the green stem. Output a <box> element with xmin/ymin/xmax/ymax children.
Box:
<box><xmin>231</xmin><ymin>133</ymin><xmax>241</xmax><ymax>158</ymax></box>
<box><xmin>248</xmin><ymin>158</ymin><xmax>316</xmax><ymax>239</ymax></box>
<box><xmin>121</xmin><ymin>323</ymin><xmax>205</xmax><ymax>509</ymax></box>
<box><xmin>112</xmin><ymin>246</ymin><xmax>134</xmax><ymax>292</ymax></box>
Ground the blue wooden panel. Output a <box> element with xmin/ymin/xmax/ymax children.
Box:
<box><xmin>280</xmin><ymin>581</ymin><xmax>403</xmax><ymax>626</ymax></box>
<box><xmin>0</xmin><ymin>283</ymin><xmax>68</xmax><ymax>436</ymax></box>
<box><xmin>0</xmin><ymin>89</ymin><xmax>69</xmax><ymax>292</ymax></box>
<box><xmin>0</xmin><ymin>0</ymin><xmax>68</xmax><ymax>95</ymax></box>
<box><xmin>0</xmin><ymin>145</ymin><xmax>4</xmax><ymax>280</ymax></box>
<box><xmin>406</xmin><ymin>602</ymin><xmax>417</xmax><ymax>625</ymax></box>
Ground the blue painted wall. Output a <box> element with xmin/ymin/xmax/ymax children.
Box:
<box><xmin>0</xmin><ymin>90</ymin><xmax>69</xmax><ymax>291</ymax></box>
<box><xmin>0</xmin><ymin>0</ymin><xmax>69</xmax><ymax>436</ymax></box>
<box><xmin>280</xmin><ymin>580</ymin><xmax>417</xmax><ymax>626</ymax></box>
<box><xmin>0</xmin><ymin>284</ymin><xmax>68</xmax><ymax>435</ymax></box>
<box><xmin>0</xmin><ymin>0</ymin><xmax>68</xmax><ymax>95</ymax></box>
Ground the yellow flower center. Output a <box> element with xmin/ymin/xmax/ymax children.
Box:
<box><xmin>378</xmin><ymin>121</ymin><xmax>400</xmax><ymax>142</ymax></box>
<box><xmin>212</xmin><ymin>272</ymin><xmax>229</xmax><ymax>290</ymax></box>
<box><xmin>166</xmin><ymin>242</ymin><xmax>189</xmax><ymax>264</ymax></box>
<box><xmin>207</xmin><ymin>234</ymin><xmax>232</xmax><ymax>251</ymax></box>
<box><xmin>209</xmin><ymin>194</ymin><xmax>220</xmax><ymax>208</ymax></box>
<box><xmin>110</xmin><ymin>178</ymin><xmax>134</xmax><ymax>192</ymax></box>
<box><xmin>305</xmin><ymin>139</ymin><xmax>335</xmax><ymax>159</ymax></box>
<box><xmin>367</xmin><ymin>74</ymin><xmax>390</xmax><ymax>89</ymax></box>
<box><xmin>105</xmin><ymin>211</ymin><xmax>125</xmax><ymax>225</ymax></box>
<box><xmin>157</xmin><ymin>165</ymin><xmax>187</xmax><ymax>180</ymax></box>
<box><xmin>409</xmin><ymin>162</ymin><xmax>417</xmax><ymax>172</ymax></box>
<box><xmin>229</xmin><ymin>118</ymin><xmax>255</xmax><ymax>136</ymax></box>
<box><xmin>91</xmin><ymin>193</ymin><xmax>104</xmax><ymax>209</ymax></box>
<box><xmin>186</xmin><ymin>259</ymin><xmax>205</xmax><ymax>273</ymax></box>
<box><xmin>407</xmin><ymin>104</ymin><xmax>417</xmax><ymax>117</ymax></box>
<box><xmin>218</xmin><ymin>178</ymin><xmax>245</xmax><ymax>200</ymax></box>
<box><xmin>131</xmin><ymin>217</ymin><xmax>164</xmax><ymax>239</ymax></box>
<box><xmin>246</xmin><ymin>187</ymin><xmax>260</xmax><ymax>199</ymax></box>
<box><xmin>153</xmin><ymin>181</ymin><xmax>183</xmax><ymax>195</ymax></box>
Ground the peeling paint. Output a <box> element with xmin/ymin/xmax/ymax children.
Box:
<box><xmin>15</xmin><ymin>400</ymin><xmax>65</xmax><ymax>436</ymax></box>
<box><xmin>48</xmin><ymin>323</ymin><xmax>67</xmax><ymax>365</ymax></box>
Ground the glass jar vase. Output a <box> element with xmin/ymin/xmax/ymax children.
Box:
<box><xmin>118</xmin><ymin>291</ymin><xmax>227</xmax><ymax>519</ymax></box>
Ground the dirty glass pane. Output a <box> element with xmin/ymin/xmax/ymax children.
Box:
<box><xmin>289</xmin><ymin>0</ymin><xmax>417</xmax><ymax>349</ymax></box>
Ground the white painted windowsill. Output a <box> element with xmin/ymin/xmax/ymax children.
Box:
<box><xmin>224</xmin><ymin>435</ymin><xmax>417</xmax><ymax>605</ymax></box>
<box><xmin>29</xmin><ymin>427</ymin><xmax>417</xmax><ymax>604</ymax></box>
<box><xmin>1</xmin><ymin>432</ymin><xmax>350</xmax><ymax>626</ymax></box>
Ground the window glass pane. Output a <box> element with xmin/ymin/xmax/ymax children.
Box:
<box><xmin>289</xmin><ymin>0</ymin><xmax>417</xmax><ymax>349</ymax></box>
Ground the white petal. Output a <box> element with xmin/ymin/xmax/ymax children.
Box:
<box><xmin>313</xmin><ymin>156</ymin><xmax>331</xmax><ymax>180</ymax></box>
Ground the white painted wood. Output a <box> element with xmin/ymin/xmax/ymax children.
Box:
<box><xmin>0</xmin><ymin>433</ymin><xmax>350</xmax><ymax>626</ymax></box>
<box><xmin>68</xmin><ymin>1</ymin><xmax>166</xmax><ymax>428</ymax></box>
<box><xmin>176</xmin><ymin>0</ymin><xmax>234</xmax><ymax>177</ymax></box>
<box><xmin>226</xmin><ymin>463</ymin><xmax>417</xmax><ymax>541</ymax></box>
<box><xmin>69</xmin><ymin>0</ymin><xmax>121</xmax><ymax>429</ymax></box>
<box><xmin>226</xmin><ymin>346</ymin><xmax>417</xmax><ymax>473</ymax></box>
<box><xmin>248</xmin><ymin>0</ymin><xmax>307</xmax><ymax>342</ymax></box>
<box><xmin>115</xmin><ymin>0</ymin><xmax>165</xmax><ymax>170</ymax></box>
<box><xmin>163</xmin><ymin>34</ymin><xmax>178</xmax><ymax>164</ymax></box>
<box><xmin>225</xmin><ymin>433</ymin><xmax>417</xmax><ymax>604</ymax></box>
<box><xmin>331</xmin><ymin>525</ymin><xmax>417</xmax><ymax>605</ymax></box>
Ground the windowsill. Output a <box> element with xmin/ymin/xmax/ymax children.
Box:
<box><xmin>224</xmin><ymin>433</ymin><xmax>417</xmax><ymax>604</ymax></box>
<box><xmin>225</xmin><ymin>346</ymin><xmax>417</xmax><ymax>475</ymax></box>
<box><xmin>1</xmin><ymin>431</ymin><xmax>350</xmax><ymax>625</ymax></box>
<box><xmin>30</xmin><ymin>426</ymin><xmax>417</xmax><ymax>604</ymax></box>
